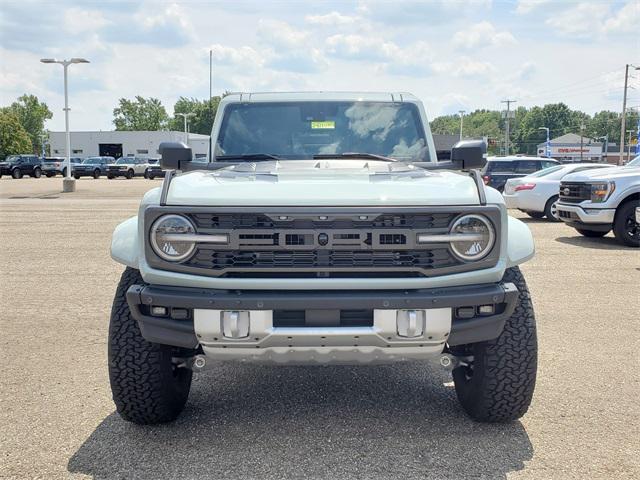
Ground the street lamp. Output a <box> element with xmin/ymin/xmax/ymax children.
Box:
<box><xmin>175</xmin><ymin>112</ymin><xmax>195</xmax><ymax>144</ymax></box>
<box><xmin>458</xmin><ymin>110</ymin><xmax>465</xmax><ymax>141</ymax></box>
<box><xmin>538</xmin><ymin>127</ymin><xmax>550</xmax><ymax>158</ymax></box>
<box><xmin>40</xmin><ymin>57</ymin><xmax>90</xmax><ymax>192</ymax></box>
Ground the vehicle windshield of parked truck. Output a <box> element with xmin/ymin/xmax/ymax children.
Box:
<box><xmin>215</xmin><ymin>101</ymin><xmax>430</xmax><ymax>161</ymax></box>
<box><xmin>626</xmin><ymin>155</ymin><xmax>639</xmax><ymax>166</ymax></box>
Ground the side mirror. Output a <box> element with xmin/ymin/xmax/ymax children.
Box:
<box><xmin>159</xmin><ymin>142</ymin><xmax>192</xmax><ymax>170</ymax></box>
<box><xmin>450</xmin><ymin>139</ymin><xmax>487</xmax><ymax>170</ymax></box>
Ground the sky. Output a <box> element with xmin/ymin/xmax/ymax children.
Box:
<box><xmin>1</xmin><ymin>0</ymin><xmax>639</xmax><ymax>132</ymax></box>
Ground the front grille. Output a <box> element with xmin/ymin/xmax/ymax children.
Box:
<box><xmin>189</xmin><ymin>213</ymin><xmax>454</xmax><ymax>230</ymax></box>
<box><xmin>146</xmin><ymin>207</ymin><xmax>502</xmax><ymax>278</ymax></box>
<box><xmin>187</xmin><ymin>248</ymin><xmax>455</xmax><ymax>271</ymax></box>
<box><xmin>559</xmin><ymin>182</ymin><xmax>590</xmax><ymax>203</ymax></box>
<box><xmin>558</xmin><ymin>210</ymin><xmax>579</xmax><ymax>220</ymax></box>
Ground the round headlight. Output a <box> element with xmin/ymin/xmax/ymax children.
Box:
<box><xmin>449</xmin><ymin>214</ymin><xmax>495</xmax><ymax>261</ymax></box>
<box><xmin>150</xmin><ymin>214</ymin><xmax>196</xmax><ymax>262</ymax></box>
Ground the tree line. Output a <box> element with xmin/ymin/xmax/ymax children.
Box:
<box><xmin>2</xmin><ymin>92</ymin><xmax>637</xmax><ymax>160</ymax></box>
<box><xmin>430</xmin><ymin>103</ymin><xmax>638</xmax><ymax>155</ymax></box>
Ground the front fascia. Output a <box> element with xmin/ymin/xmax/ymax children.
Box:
<box><xmin>136</xmin><ymin>204</ymin><xmax>511</xmax><ymax>290</ymax></box>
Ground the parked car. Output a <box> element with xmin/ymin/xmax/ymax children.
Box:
<box><xmin>557</xmin><ymin>155</ymin><xmax>640</xmax><ymax>246</ymax></box>
<box><xmin>0</xmin><ymin>154</ymin><xmax>42</xmax><ymax>179</ymax></box>
<box><xmin>73</xmin><ymin>156</ymin><xmax>115</xmax><ymax>179</ymax></box>
<box><xmin>503</xmin><ymin>163</ymin><xmax>612</xmax><ymax>221</ymax></box>
<box><xmin>41</xmin><ymin>157</ymin><xmax>83</xmax><ymax>177</ymax></box>
<box><xmin>108</xmin><ymin>91</ymin><xmax>538</xmax><ymax>425</ymax></box>
<box><xmin>143</xmin><ymin>158</ymin><xmax>166</xmax><ymax>179</ymax></box>
<box><xmin>482</xmin><ymin>156</ymin><xmax>559</xmax><ymax>192</ymax></box>
<box><xmin>106</xmin><ymin>157</ymin><xmax>151</xmax><ymax>179</ymax></box>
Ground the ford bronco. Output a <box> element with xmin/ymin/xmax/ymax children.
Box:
<box><xmin>109</xmin><ymin>92</ymin><xmax>537</xmax><ymax>424</ymax></box>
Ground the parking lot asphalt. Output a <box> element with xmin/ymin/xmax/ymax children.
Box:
<box><xmin>0</xmin><ymin>177</ymin><xmax>638</xmax><ymax>480</ymax></box>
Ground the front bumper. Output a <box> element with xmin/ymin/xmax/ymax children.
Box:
<box><xmin>126</xmin><ymin>282</ymin><xmax>518</xmax><ymax>364</ymax></box>
<box><xmin>556</xmin><ymin>202</ymin><xmax>615</xmax><ymax>229</ymax></box>
<box><xmin>107</xmin><ymin>168</ymin><xmax>130</xmax><ymax>177</ymax></box>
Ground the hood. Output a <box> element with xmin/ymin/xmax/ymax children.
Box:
<box><xmin>562</xmin><ymin>165</ymin><xmax>639</xmax><ymax>182</ymax></box>
<box><xmin>166</xmin><ymin>160</ymin><xmax>481</xmax><ymax>206</ymax></box>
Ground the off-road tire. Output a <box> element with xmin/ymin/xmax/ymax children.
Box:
<box><xmin>46</xmin><ymin>173</ymin><xmax>53</xmax><ymax>177</ymax></box>
<box><xmin>526</xmin><ymin>212</ymin><xmax>544</xmax><ymax>219</ymax></box>
<box><xmin>612</xmin><ymin>201</ymin><xmax>639</xmax><ymax>247</ymax></box>
<box><xmin>125</xmin><ymin>169</ymin><xmax>134</xmax><ymax>179</ymax></box>
<box><xmin>107</xmin><ymin>174</ymin><xmax>114</xmax><ymax>179</ymax></box>
<box><xmin>62</xmin><ymin>167</ymin><xmax>67</xmax><ymax>177</ymax></box>
<box><xmin>575</xmin><ymin>228</ymin><xmax>608</xmax><ymax>238</ymax></box>
<box><xmin>452</xmin><ymin>266</ymin><xmax>537</xmax><ymax>423</ymax></box>
<box><xmin>73</xmin><ymin>174</ymin><xmax>80</xmax><ymax>180</ymax></box>
<box><xmin>108</xmin><ymin>268</ymin><xmax>193</xmax><ymax>424</ymax></box>
<box><xmin>12</xmin><ymin>169</ymin><xmax>22</xmax><ymax>179</ymax></box>
<box><xmin>33</xmin><ymin>167</ymin><xmax>42</xmax><ymax>178</ymax></box>
<box><xmin>93</xmin><ymin>169</ymin><xmax>101</xmax><ymax>179</ymax></box>
<box><xmin>543</xmin><ymin>195</ymin><xmax>560</xmax><ymax>222</ymax></box>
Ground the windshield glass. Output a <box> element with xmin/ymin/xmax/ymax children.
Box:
<box><xmin>215</xmin><ymin>101</ymin><xmax>429</xmax><ymax>161</ymax></box>
<box><xmin>84</xmin><ymin>158</ymin><xmax>101</xmax><ymax>164</ymax></box>
<box><xmin>116</xmin><ymin>158</ymin><xmax>132</xmax><ymax>164</ymax></box>
<box><xmin>626</xmin><ymin>155</ymin><xmax>640</xmax><ymax>166</ymax></box>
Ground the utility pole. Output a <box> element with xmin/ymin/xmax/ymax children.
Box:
<box><xmin>458</xmin><ymin>110</ymin><xmax>465</xmax><ymax>141</ymax></box>
<box><xmin>580</xmin><ymin>123</ymin><xmax>585</xmax><ymax>162</ymax></box>
<box><xmin>501</xmin><ymin>100</ymin><xmax>516</xmax><ymax>155</ymax></box>
<box><xmin>620</xmin><ymin>64</ymin><xmax>640</xmax><ymax>165</ymax></box>
<box><xmin>627</xmin><ymin>129</ymin><xmax>634</xmax><ymax>162</ymax></box>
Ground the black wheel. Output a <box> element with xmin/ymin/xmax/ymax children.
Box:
<box><xmin>93</xmin><ymin>169</ymin><xmax>101</xmax><ymax>179</ymax></box>
<box><xmin>109</xmin><ymin>268</ymin><xmax>193</xmax><ymax>424</ymax></box>
<box><xmin>12</xmin><ymin>169</ymin><xmax>22</xmax><ymax>179</ymax></box>
<box><xmin>613</xmin><ymin>201</ymin><xmax>640</xmax><ymax>247</ymax></box>
<box><xmin>452</xmin><ymin>266</ymin><xmax>537</xmax><ymax>423</ymax></box>
<box><xmin>62</xmin><ymin>167</ymin><xmax>67</xmax><ymax>177</ymax></box>
<box><xmin>33</xmin><ymin>167</ymin><xmax>42</xmax><ymax>178</ymax></box>
<box><xmin>125</xmin><ymin>169</ymin><xmax>134</xmax><ymax>179</ymax></box>
<box><xmin>143</xmin><ymin>169</ymin><xmax>149</xmax><ymax>179</ymax></box>
<box><xmin>575</xmin><ymin>228</ymin><xmax>608</xmax><ymax>238</ymax></box>
<box><xmin>107</xmin><ymin>175</ymin><xmax>115</xmax><ymax>179</ymax></box>
<box><xmin>148</xmin><ymin>174</ymin><xmax>155</xmax><ymax>180</ymax></box>
<box><xmin>46</xmin><ymin>173</ymin><xmax>53</xmax><ymax>177</ymax></box>
<box><xmin>526</xmin><ymin>212</ymin><xmax>545</xmax><ymax>219</ymax></box>
<box><xmin>543</xmin><ymin>196</ymin><xmax>560</xmax><ymax>222</ymax></box>
<box><xmin>73</xmin><ymin>174</ymin><xmax>80</xmax><ymax>180</ymax></box>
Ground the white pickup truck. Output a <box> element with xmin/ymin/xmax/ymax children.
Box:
<box><xmin>557</xmin><ymin>155</ymin><xmax>640</xmax><ymax>247</ymax></box>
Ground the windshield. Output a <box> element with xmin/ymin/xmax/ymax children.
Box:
<box><xmin>116</xmin><ymin>158</ymin><xmax>132</xmax><ymax>164</ymax></box>
<box><xmin>215</xmin><ymin>101</ymin><xmax>429</xmax><ymax>161</ymax></box>
<box><xmin>626</xmin><ymin>155</ymin><xmax>640</xmax><ymax>167</ymax></box>
<box><xmin>84</xmin><ymin>158</ymin><xmax>101</xmax><ymax>164</ymax></box>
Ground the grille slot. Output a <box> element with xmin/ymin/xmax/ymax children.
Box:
<box><xmin>559</xmin><ymin>183</ymin><xmax>590</xmax><ymax>203</ymax></box>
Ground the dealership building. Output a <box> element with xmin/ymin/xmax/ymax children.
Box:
<box><xmin>536</xmin><ymin>133</ymin><xmax>605</xmax><ymax>163</ymax></box>
<box><xmin>49</xmin><ymin>131</ymin><xmax>210</xmax><ymax>160</ymax></box>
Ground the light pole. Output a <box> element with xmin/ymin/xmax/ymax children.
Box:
<box><xmin>538</xmin><ymin>127</ymin><xmax>550</xmax><ymax>158</ymax></box>
<box><xmin>458</xmin><ymin>110</ymin><xmax>465</xmax><ymax>141</ymax></box>
<box><xmin>619</xmin><ymin>64</ymin><xmax>640</xmax><ymax>165</ymax></box>
<box><xmin>597</xmin><ymin>135</ymin><xmax>609</xmax><ymax>163</ymax></box>
<box><xmin>40</xmin><ymin>57</ymin><xmax>89</xmax><ymax>192</ymax></box>
<box><xmin>175</xmin><ymin>113</ymin><xmax>195</xmax><ymax>144</ymax></box>
<box><xmin>626</xmin><ymin>129</ymin><xmax>634</xmax><ymax>163</ymax></box>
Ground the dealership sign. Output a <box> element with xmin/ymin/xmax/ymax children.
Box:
<box><xmin>538</xmin><ymin>145</ymin><xmax>602</xmax><ymax>157</ymax></box>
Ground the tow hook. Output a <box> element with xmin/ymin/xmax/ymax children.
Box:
<box><xmin>438</xmin><ymin>354</ymin><xmax>472</xmax><ymax>370</ymax></box>
<box><xmin>191</xmin><ymin>355</ymin><xmax>207</xmax><ymax>371</ymax></box>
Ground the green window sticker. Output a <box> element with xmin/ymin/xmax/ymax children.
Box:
<box><xmin>310</xmin><ymin>121</ymin><xmax>335</xmax><ymax>129</ymax></box>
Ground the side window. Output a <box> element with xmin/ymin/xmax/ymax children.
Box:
<box><xmin>490</xmin><ymin>162</ymin><xmax>516</xmax><ymax>173</ymax></box>
<box><xmin>542</xmin><ymin>160</ymin><xmax>557</xmax><ymax>169</ymax></box>
<box><xmin>515</xmin><ymin>160</ymin><xmax>538</xmax><ymax>174</ymax></box>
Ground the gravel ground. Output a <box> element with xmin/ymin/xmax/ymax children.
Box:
<box><xmin>0</xmin><ymin>177</ymin><xmax>638</xmax><ymax>480</ymax></box>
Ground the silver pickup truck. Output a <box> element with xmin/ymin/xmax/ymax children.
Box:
<box><xmin>557</xmin><ymin>155</ymin><xmax>639</xmax><ymax>247</ymax></box>
<box><xmin>109</xmin><ymin>92</ymin><xmax>537</xmax><ymax>425</ymax></box>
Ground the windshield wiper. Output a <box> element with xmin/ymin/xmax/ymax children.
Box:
<box><xmin>312</xmin><ymin>152</ymin><xmax>397</xmax><ymax>162</ymax></box>
<box><xmin>216</xmin><ymin>153</ymin><xmax>280</xmax><ymax>161</ymax></box>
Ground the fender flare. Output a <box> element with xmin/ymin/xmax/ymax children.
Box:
<box><xmin>506</xmin><ymin>216</ymin><xmax>535</xmax><ymax>268</ymax></box>
<box><xmin>111</xmin><ymin>216</ymin><xmax>139</xmax><ymax>268</ymax></box>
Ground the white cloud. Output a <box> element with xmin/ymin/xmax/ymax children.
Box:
<box><xmin>325</xmin><ymin>34</ymin><xmax>400</xmax><ymax>61</ymax></box>
<box><xmin>452</xmin><ymin>22</ymin><xmax>516</xmax><ymax>49</ymax></box>
<box><xmin>209</xmin><ymin>45</ymin><xmax>265</xmax><ymax>69</ymax></box>
<box><xmin>63</xmin><ymin>8</ymin><xmax>109</xmax><ymax>34</ymax></box>
<box><xmin>603</xmin><ymin>1</ymin><xmax>640</xmax><ymax>33</ymax></box>
<box><xmin>305</xmin><ymin>11</ymin><xmax>358</xmax><ymax>26</ymax></box>
<box><xmin>257</xmin><ymin>19</ymin><xmax>309</xmax><ymax>49</ymax></box>
<box><xmin>545</xmin><ymin>2</ymin><xmax>609</xmax><ymax>37</ymax></box>
<box><xmin>452</xmin><ymin>57</ymin><xmax>496</xmax><ymax>77</ymax></box>
<box><xmin>515</xmin><ymin>0</ymin><xmax>552</xmax><ymax>14</ymax></box>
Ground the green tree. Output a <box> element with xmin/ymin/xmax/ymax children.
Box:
<box><xmin>169</xmin><ymin>96</ymin><xmax>221</xmax><ymax>135</ymax></box>
<box><xmin>113</xmin><ymin>96</ymin><xmax>169</xmax><ymax>131</ymax></box>
<box><xmin>0</xmin><ymin>111</ymin><xmax>32</xmax><ymax>160</ymax></box>
<box><xmin>2</xmin><ymin>94</ymin><xmax>52</xmax><ymax>153</ymax></box>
